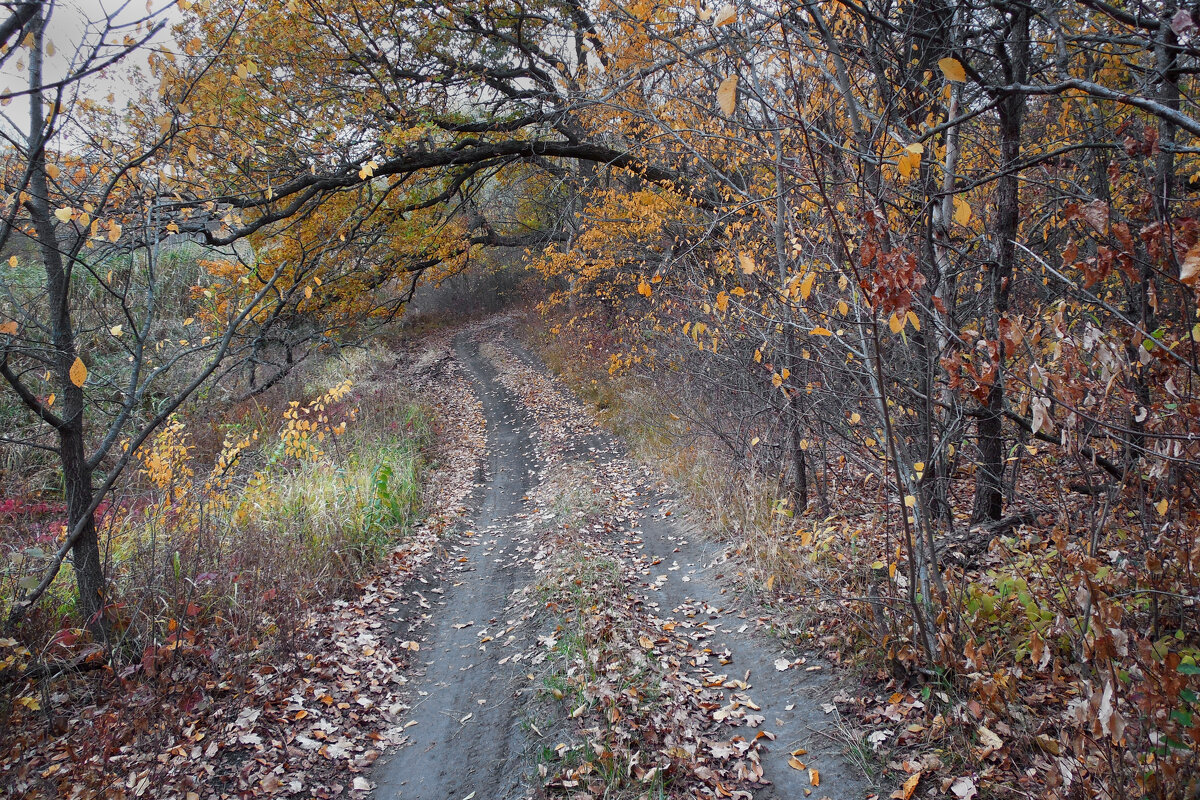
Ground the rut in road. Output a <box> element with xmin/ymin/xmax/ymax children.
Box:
<box><xmin>372</xmin><ymin>331</ymin><xmax>545</xmax><ymax>800</ymax></box>
<box><xmin>373</xmin><ymin>322</ymin><xmax>871</xmax><ymax>799</ymax></box>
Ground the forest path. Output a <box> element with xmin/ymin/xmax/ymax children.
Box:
<box><xmin>371</xmin><ymin>331</ymin><xmax>543</xmax><ymax>800</ymax></box>
<box><xmin>372</xmin><ymin>319</ymin><xmax>872</xmax><ymax>799</ymax></box>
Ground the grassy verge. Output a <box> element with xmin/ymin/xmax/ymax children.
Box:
<box><xmin>0</xmin><ymin>342</ymin><xmax>433</xmax><ymax>723</ymax></box>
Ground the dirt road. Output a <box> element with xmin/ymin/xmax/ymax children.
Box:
<box><xmin>372</xmin><ymin>323</ymin><xmax>871</xmax><ymax>799</ymax></box>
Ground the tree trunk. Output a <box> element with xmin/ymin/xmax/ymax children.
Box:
<box><xmin>25</xmin><ymin>5</ymin><xmax>107</xmax><ymax>631</ymax></box>
<box><xmin>972</xmin><ymin>6</ymin><xmax>1029</xmax><ymax>523</ymax></box>
<box><xmin>62</xmin><ymin>430</ymin><xmax>105</xmax><ymax>629</ymax></box>
<box><xmin>790</xmin><ymin>396</ymin><xmax>808</xmax><ymax>514</ymax></box>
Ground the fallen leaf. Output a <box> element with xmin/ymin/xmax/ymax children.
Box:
<box><xmin>891</xmin><ymin>772</ymin><xmax>920</xmax><ymax>800</ymax></box>
<box><xmin>950</xmin><ymin>776</ymin><xmax>978</xmax><ymax>799</ymax></box>
<box><xmin>976</xmin><ymin>725</ymin><xmax>1003</xmax><ymax>750</ymax></box>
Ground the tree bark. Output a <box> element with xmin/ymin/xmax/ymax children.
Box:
<box><xmin>972</xmin><ymin>6</ymin><xmax>1029</xmax><ymax>523</ymax></box>
<box><xmin>24</xmin><ymin>5</ymin><xmax>106</xmax><ymax>631</ymax></box>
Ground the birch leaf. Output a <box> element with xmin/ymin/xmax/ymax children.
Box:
<box><xmin>938</xmin><ymin>57</ymin><xmax>966</xmax><ymax>82</ymax></box>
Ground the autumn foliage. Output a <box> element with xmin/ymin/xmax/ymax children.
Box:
<box><xmin>3</xmin><ymin>0</ymin><xmax>1200</xmax><ymax>797</ymax></box>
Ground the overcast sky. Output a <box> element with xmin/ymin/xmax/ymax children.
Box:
<box><xmin>7</xmin><ymin>0</ymin><xmax>180</xmax><ymax>102</ymax></box>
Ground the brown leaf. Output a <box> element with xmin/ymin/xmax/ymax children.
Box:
<box><xmin>1180</xmin><ymin>243</ymin><xmax>1200</xmax><ymax>285</ymax></box>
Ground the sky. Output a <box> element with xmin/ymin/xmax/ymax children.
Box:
<box><xmin>6</xmin><ymin>0</ymin><xmax>180</xmax><ymax>103</ymax></box>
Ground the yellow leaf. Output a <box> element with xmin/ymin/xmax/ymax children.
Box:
<box><xmin>0</xmin><ymin>321</ymin><xmax>16</xmax><ymax>335</ymax></box>
<box><xmin>184</xmin><ymin>317</ymin><xmax>194</xmax><ymax>325</ymax></box>
<box><xmin>739</xmin><ymin>253</ymin><xmax>756</xmax><ymax>274</ymax></box>
<box><xmin>889</xmin><ymin>562</ymin><xmax>897</xmax><ymax>578</ymax></box>
<box><xmin>753</xmin><ymin>348</ymin><xmax>762</xmax><ymax>363</ymax></box>
<box><xmin>1156</xmin><ymin>498</ymin><xmax>1169</xmax><ymax>516</ymax></box>
<box><xmin>907</xmin><ymin>310</ymin><xmax>920</xmax><ymax>331</ymax></box>
<box><xmin>938</xmin><ymin>57</ymin><xmax>966</xmax><ymax>82</ymax></box>
<box><xmin>46</xmin><ymin>393</ymin><xmax>55</xmax><ymax>408</ymax></box>
<box><xmin>108</xmin><ymin>222</ymin><xmax>121</xmax><ymax>243</ymax></box>
<box><xmin>904</xmin><ymin>494</ymin><xmax>916</xmax><ymax>508</ymax></box>
<box><xmin>54</xmin><ymin>207</ymin><xmax>72</xmax><ymax>224</ymax></box>
<box><xmin>897</xmin><ymin>152</ymin><xmax>912</xmax><ymax>179</ymax></box>
<box><xmin>837</xmin><ymin>299</ymin><xmax>849</xmax><ymax>315</ymax></box>
<box><xmin>766</xmin><ymin>574</ymin><xmax>775</xmax><ymax>590</ymax></box>
<box><xmin>7</xmin><ymin>255</ymin><xmax>16</xmax><ymax>267</ymax></box>
<box><xmin>715</xmin><ymin>290</ymin><xmax>729</xmax><ymax>312</ymax></box>
<box><xmin>304</xmin><ymin>285</ymin><xmax>313</xmax><ymax>299</ymax></box>
<box><xmin>750</xmin><ymin>436</ymin><xmax>760</xmax><ymax>446</ymax></box>
<box><xmin>15</xmin><ymin>695</ymin><xmax>40</xmax><ymax>711</ymax></box>
<box><xmin>889</xmin><ymin>313</ymin><xmax>904</xmax><ymax>334</ymax></box>
<box><xmin>953</xmin><ymin>196</ymin><xmax>972</xmax><ymax>225</ymax></box>
<box><xmin>637</xmin><ymin>278</ymin><xmax>652</xmax><ymax>297</ymax></box>
<box><xmin>809</xmin><ymin>768</ymin><xmax>820</xmax><ymax>787</ymax></box>
<box><xmin>772</xmin><ymin>372</ymin><xmax>783</xmax><ymax>387</ymax></box>
<box><xmin>1181</xmin><ymin>243</ymin><xmax>1200</xmax><ymax>285</ymax></box>
<box><xmin>109</xmin><ymin>324</ymin><xmax>123</xmax><ymax>337</ymax></box>
<box><xmin>810</xmin><ymin>326</ymin><xmax>833</xmax><ymax>336</ymax></box>
<box><xmin>799</xmin><ymin>272</ymin><xmax>815</xmax><ymax>300</ymax></box>
<box><xmin>45</xmin><ymin>163</ymin><xmax>60</xmax><ymax>179</ymax></box>
<box><xmin>788</xmin><ymin>756</ymin><xmax>806</xmax><ymax>770</ymax></box>
<box><xmin>717</xmin><ymin>74</ymin><xmax>738</xmax><ymax>115</ymax></box>
<box><xmin>69</xmin><ymin>357</ymin><xmax>87</xmax><ymax>388</ymax></box>
<box><xmin>713</xmin><ymin>3</ymin><xmax>736</xmax><ymax>26</ymax></box>
<box><xmin>870</xmin><ymin>560</ymin><xmax>885</xmax><ymax>570</ymax></box>
<box><xmin>894</xmin><ymin>771</ymin><xmax>920</xmax><ymax>800</ymax></box>
<box><xmin>905</xmin><ymin>142</ymin><xmax>924</xmax><ymax>155</ymax></box>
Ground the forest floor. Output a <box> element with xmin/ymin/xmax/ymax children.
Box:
<box><xmin>366</xmin><ymin>316</ymin><xmax>874</xmax><ymax>800</ymax></box>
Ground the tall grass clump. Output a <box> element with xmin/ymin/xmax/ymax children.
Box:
<box><xmin>2</xmin><ymin>364</ymin><xmax>432</xmax><ymax>678</ymax></box>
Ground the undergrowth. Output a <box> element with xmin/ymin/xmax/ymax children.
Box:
<box><xmin>521</xmin><ymin>309</ymin><xmax>1200</xmax><ymax>799</ymax></box>
<box><xmin>0</xmin><ymin>343</ymin><xmax>432</xmax><ymax>744</ymax></box>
